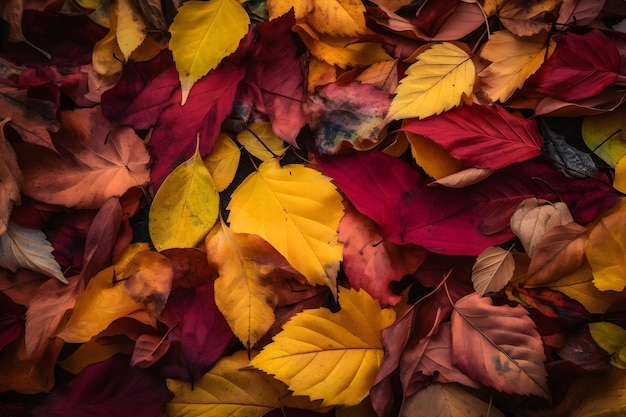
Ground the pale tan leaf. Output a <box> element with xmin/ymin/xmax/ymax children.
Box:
<box><xmin>401</xmin><ymin>383</ymin><xmax>506</xmax><ymax>417</ymax></box>
<box><xmin>471</xmin><ymin>246</ymin><xmax>515</xmax><ymax>296</ymax></box>
<box><xmin>429</xmin><ymin>168</ymin><xmax>495</xmax><ymax>188</ymax></box>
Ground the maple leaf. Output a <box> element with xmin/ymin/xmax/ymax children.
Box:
<box><xmin>402</xmin><ymin>104</ymin><xmax>543</xmax><ymax>170</ymax></box>
<box><xmin>206</xmin><ymin>218</ymin><xmax>304</xmax><ymax>349</ymax></box>
<box><xmin>533</xmin><ymin>29</ymin><xmax>621</xmax><ymax>102</ymax></box>
<box><xmin>227</xmin><ymin>158</ymin><xmax>344</xmax><ymax>295</ymax></box>
<box><xmin>451</xmin><ymin>292</ymin><xmax>550</xmax><ymax>398</ymax></box>
<box><xmin>387</xmin><ymin>42</ymin><xmax>475</xmax><ymax>120</ymax></box>
<box><xmin>251</xmin><ymin>287</ymin><xmax>396</xmax><ymax>406</ymax></box>
<box><xmin>14</xmin><ymin>107</ymin><xmax>150</xmax><ymax>209</ymax></box>
<box><xmin>169</xmin><ymin>0</ymin><xmax>250</xmax><ymax>104</ymax></box>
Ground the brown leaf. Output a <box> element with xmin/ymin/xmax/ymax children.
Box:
<box><xmin>0</xmin><ymin>118</ymin><xmax>22</xmax><ymax>234</ymax></box>
<box><xmin>429</xmin><ymin>168</ymin><xmax>495</xmax><ymax>188</ymax></box>
<box><xmin>122</xmin><ymin>250</ymin><xmax>174</xmax><ymax>316</ymax></box>
<box><xmin>471</xmin><ymin>246</ymin><xmax>515</xmax><ymax>296</ymax></box>
<box><xmin>497</xmin><ymin>0</ymin><xmax>561</xmax><ymax>36</ymax></box>
<box><xmin>15</xmin><ymin>106</ymin><xmax>150</xmax><ymax>209</ymax></box>
<box><xmin>524</xmin><ymin>222</ymin><xmax>589</xmax><ymax>286</ymax></box>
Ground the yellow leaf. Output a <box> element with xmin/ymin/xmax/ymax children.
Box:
<box><xmin>58</xmin><ymin>338</ymin><xmax>134</xmax><ymax>374</ymax></box>
<box><xmin>387</xmin><ymin>42</ymin><xmax>475</xmax><ymax>120</ymax></box>
<box><xmin>149</xmin><ymin>144</ymin><xmax>219</xmax><ymax>251</ymax></box>
<box><xmin>74</xmin><ymin>0</ymin><xmax>110</xmax><ymax>27</ymax></box>
<box><xmin>582</xmin><ymin>106</ymin><xmax>626</xmax><ymax>168</ymax></box>
<box><xmin>55</xmin><ymin>245</ymin><xmax>154</xmax><ymax>343</ymax></box>
<box><xmin>237</xmin><ymin>122</ymin><xmax>287</xmax><ymax>161</ymax></box>
<box><xmin>250</xmin><ymin>288</ymin><xmax>396</xmax><ymax>407</ymax></box>
<box><xmin>307</xmin><ymin>57</ymin><xmax>337</xmax><ymax>93</ymax></box>
<box><xmin>203</xmin><ymin>133</ymin><xmax>241</xmax><ymax>192</ymax></box>
<box><xmin>206</xmin><ymin>219</ymin><xmax>303</xmax><ymax>348</ymax></box>
<box><xmin>615</xmin><ymin>155</ymin><xmax>626</xmax><ymax>193</ymax></box>
<box><xmin>268</xmin><ymin>0</ymin><xmax>368</xmax><ymax>37</ymax></box>
<box><xmin>402</xmin><ymin>383</ymin><xmax>506</xmax><ymax>417</ymax></box>
<box><xmin>479</xmin><ymin>30</ymin><xmax>555</xmax><ymax>103</ymax></box>
<box><xmin>589</xmin><ymin>322</ymin><xmax>626</xmax><ymax>355</ymax></box>
<box><xmin>115</xmin><ymin>0</ymin><xmax>147</xmax><ymax>60</ymax></box>
<box><xmin>586</xmin><ymin>209</ymin><xmax>626</xmax><ymax>292</ymax></box>
<box><xmin>169</xmin><ymin>0</ymin><xmax>250</xmax><ymax>104</ymax></box>
<box><xmin>471</xmin><ymin>246</ymin><xmax>515</xmax><ymax>296</ymax></box>
<box><xmin>227</xmin><ymin>158</ymin><xmax>344</xmax><ymax>295</ymax></box>
<box><xmin>404</xmin><ymin>130</ymin><xmax>465</xmax><ymax>180</ymax></box>
<box><xmin>294</xmin><ymin>23</ymin><xmax>391</xmax><ymax>70</ymax></box>
<box><xmin>167</xmin><ymin>350</ymin><xmax>326</xmax><ymax>417</ymax></box>
<box><xmin>555</xmin><ymin>367</ymin><xmax>626</xmax><ymax>417</ymax></box>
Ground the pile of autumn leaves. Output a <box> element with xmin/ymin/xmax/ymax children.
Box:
<box><xmin>1</xmin><ymin>0</ymin><xmax>626</xmax><ymax>416</ymax></box>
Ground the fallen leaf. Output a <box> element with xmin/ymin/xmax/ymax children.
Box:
<box><xmin>0</xmin><ymin>290</ymin><xmax>25</xmax><ymax>352</ymax></box>
<box><xmin>451</xmin><ymin>292</ymin><xmax>549</xmax><ymax>398</ymax></box>
<box><xmin>471</xmin><ymin>246</ymin><xmax>515</xmax><ymax>296</ymax></box>
<box><xmin>14</xmin><ymin>107</ymin><xmax>150</xmax><ymax>209</ymax></box>
<box><xmin>206</xmin><ymin>218</ymin><xmax>304</xmax><ymax>348</ymax></box>
<box><xmin>402</xmin><ymin>104</ymin><xmax>543</xmax><ymax>170</ymax></box>
<box><xmin>339</xmin><ymin>205</ymin><xmax>426</xmax><ymax>306</ymax></box>
<box><xmin>168</xmin><ymin>0</ymin><xmax>250</xmax><ymax>104</ymax></box>
<box><xmin>0</xmin><ymin>118</ymin><xmax>23</xmax><ymax>234</ymax></box>
<box><xmin>122</xmin><ymin>250</ymin><xmax>173</xmax><ymax>316</ymax></box>
<box><xmin>237</xmin><ymin>122</ymin><xmax>287</xmax><ymax>161</ymax></box>
<box><xmin>478</xmin><ymin>30</ymin><xmax>555</xmax><ymax>103</ymax></box>
<box><xmin>497</xmin><ymin>0</ymin><xmax>560</xmax><ymax>36</ymax></box>
<box><xmin>510</xmin><ymin>198</ymin><xmax>574</xmax><ymax>257</ymax></box>
<box><xmin>581</xmin><ymin>105</ymin><xmax>626</xmax><ymax>168</ymax></box>
<box><xmin>589</xmin><ymin>321</ymin><xmax>626</xmax><ymax>368</ymax></box>
<box><xmin>58</xmin><ymin>338</ymin><xmax>135</xmax><ymax>374</ymax></box>
<box><xmin>404</xmin><ymin>130</ymin><xmax>465</xmax><ymax>180</ymax></box>
<box><xmin>586</xmin><ymin>207</ymin><xmax>626</xmax><ymax>292</ymax></box>
<box><xmin>401</xmin><ymin>382</ymin><xmax>506</xmax><ymax>417</ymax></box>
<box><xmin>554</xmin><ymin>367</ymin><xmax>626</xmax><ymax>417</ymax></box>
<box><xmin>387</xmin><ymin>42</ymin><xmax>475</xmax><ymax>120</ymax></box>
<box><xmin>541</xmin><ymin>119</ymin><xmax>599</xmax><ymax>179</ymax></box>
<box><xmin>167</xmin><ymin>350</ymin><xmax>326</xmax><ymax>417</ymax></box>
<box><xmin>251</xmin><ymin>287</ymin><xmax>396</xmax><ymax>407</ymax></box>
<box><xmin>149</xmin><ymin>144</ymin><xmax>219</xmax><ymax>251</ymax></box>
<box><xmin>203</xmin><ymin>133</ymin><xmax>241</xmax><ymax>192</ymax></box>
<box><xmin>0</xmin><ymin>221</ymin><xmax>66</xmax><ymax>284</ymax></box>
<box><xmin>115</xmin><ymin>0</ymin><xmax>147</xmax><ymax>60</ymax></box>
<box><xmin>429</xmin><ymin>168</ymin><xmax>495</xmax><ymax>188</ymax></box>
<box><xmin>557</xmin><ymin>0</ymin><xmax>605</xmax><ymax>26</ymax></box>
<box><xmin>227</xmin><ymin>158</ymin><xmax>344</xmax><ymax>295</ymax></box>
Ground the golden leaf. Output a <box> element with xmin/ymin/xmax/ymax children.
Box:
<box><xmin>250</xmin><ymin>288</ymin><xmax>396</xmax><ymax>406</ymax></box>
<box><xmin>115</xmin><ymin>0</ymin><xmax>147</xmax><ymax>60</ymax></box>
<box><xmin>387</xmin><ymin>42</ymin><xmax>475</xmax><ymax>120</ymax></box>
<box><xmin>237</xmin><ymin>122</ymin><xmax>287</xmax><ymax>161</ymax></box>
<box><xmin>203</xmin><ymin>133</ymin><xmax>241</xmax><ymax>192</ymax></box>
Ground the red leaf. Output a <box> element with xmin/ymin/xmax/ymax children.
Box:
<box><xmin>339</xmin><ymin>205</ymin><xmax>426</xmax><ymax>306</ymax></box>
<box><xmin>0</xmin><ymin>291</ymin><xmax>25</xmax><ymax>352</ymax></box>
<box><xmin>243</xmin><ymin>11</ymin><xmax>305</xmax><ymax>146</ymax></box>
<box><xmin>534</xmin><ymin>29</ymin><xmax>621</xmax><ymax>102</ymax></box>
<box><xmin>402</xmin><ymin>104</ymin><xmax>543</xmax><ymax>169</ymax></box>
<box><xmin>32</xmin><ymin>355</ymin><xmax>172</xmax><ymax>417</ymax></box>
<box><xmin>157</xmin><ymin>284</ymin><xmax>232</xmax><ymax>380</ymax></box>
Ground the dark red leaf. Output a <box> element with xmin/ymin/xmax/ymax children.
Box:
<box><xmin>402</xmin><ymin>104</ymin><xmax>543</xmax><ymax>170</ymax></box>
<box><xmin>32</xmin><ymin>355</ymin><xmax>172</xmax><ymax>417</ymax></box>
<box><xmin>0</xmin><ymin>291</ymin><xmax>25</xmax><ymax>352</ymax></box>
<box><xmin>156</xmin><ymin>284</ymin><xmax>232</xmax><ymax>380</ymax></box>
<box><xmin>510</xmin><ymin>286</ymin><xmax>591</xmax><ymax>322</ymax></box>
<box><xmin>534</xmin><ymin>29</ymin><xmax>621</xmax><ymax>102</ymax></box>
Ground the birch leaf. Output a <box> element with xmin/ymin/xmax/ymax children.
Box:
<box><xmin>237</xmin><ymin>122</ymin><xmax>287</xmax><ymax>161</ymax></box>
<box><xmin>115</xmin><ymin>0</ymin><xmax>147</xmax><ymax>60</ymax></box>
<box><xmin>149</xmin><ymin>145</ymin><xmax>219</xmax><ymax>251</ymax></box>
<box><xmin>471</xmin><ymin>246</ymin><xmax>515</xmax><ymax>296</ymax></box>
<box><xmin>226</xmin><ymin>158</ymin><xmax>344</xmax><ymax>296</ymax></box>
<box><xmin>169</xmin><ymin>0</ymin><xmax>250</xmax><ymax>104</ymax></box>
<box><xmin>251</xmin><ymin>288</ymin><xmax>396</xmax><ymax>406</ymax></box>
<box><xmin>387</xmin><ymin>42</ymin><xmax>475</xmax><ymax>120</ymax></box>
<box><xmin>203</xmin><ymin>133</ymin><xmax>241</xmax><ymax>192</ymax></box>
<box><xmin>0</xmin><ymin>222</ymin><xmax>66</xmax><ymax>284</ymax></box>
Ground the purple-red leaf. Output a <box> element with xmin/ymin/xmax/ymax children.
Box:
<box><xmin>534</xmin><ymin>29</ymin><xmax>621</xmax><ymax>102</ymax></box>
<box><xmin>402</xmin><ymin>104</ymin><xmax>543</xmax><ymax>169</ymax></box>
<box><xmin>156</xmin><ymin>284</ymin><xmax>232</xmax><ymax>380</ymax></box>
<box><xmin>0</xmin><ymin>291</ymin><xmax>25</xmax><ymax>352</ymax></box>
<box><xmin>32</xmin><ymin>355</ymin><xmax>172</xmax><ymax>417</ymax></box>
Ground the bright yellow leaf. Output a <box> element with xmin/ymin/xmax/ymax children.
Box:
<box><xmin>582</xmin><ymin>106</ymin><xmax>626</xmax><ymax>168</ymax></box>
<box><xmin>307</xmin><ymin>57</ymin><xmax>337</xmax><ymax>93</ymax></box>
<box><xmin>203</xmin><ymin>133</ymin><xmax>241</xmax><ymax>192</ymax></box>
<box><xmin>268</xmin><ymin>0</ymin><xmax>368</xmax><ymax>37</ymax></box>
<box><xmin>58</xmin><ymin>338</ymin><xmax>134</xmax><ymax>374</ymax></box>
<box><xmin>115</xmin><ymin>0</ymin><xmax>147</xmax><ymax>60</ymax></box>
<box><xmin>294</xmin><ymin>23</ymin><xmax>391</xmax><ymax>70</ymax></box>
<box><xmin>479</xmin><ymin>30</ymin><xmax>555</xmax><ymax>103</ymax></box>
<box><xmin>404</xmin><ymin>130</ymin><xmax>465</xmax><ymax>179</ymax></box>
<box><xmin>167</xmin><ymin>350</ymin><xmax>326</xmax><ymax>417</ymax></box>
<box><xmin>226</xmin><ymin>158</ymin><xmax>344</xmax><ymax>295</ymax></box>
<box><xmin>149</xmin><ymin>144</ymin><xmax>219</xmax><ymax>251</ymax></box>
<box><xmin>237</xmin><ymin>122</ymin><xmax>287</xmax><ymax>161</ymax></box>
<box><xmin>206</xmin><ymin>219</ymin><xmax>303</xmax><ymax>348</ymax></box>
<box><xmin>387</xmin><ymin>42</ymin><xmax>475</xmax><ymax>120</ymax></box>
<box><xmin>169</xmin><ymin>0</ymin><xmax>250</xmax><ymax>104</ymax></box>
<box><xmin>55</xmin><ymin>244</ymin><xmax>153</xmax><ymax>343</ymax></box>
<box><xmin>250</xmin><ymin>288</ymin><xmax>396</xmax><ymax>407</ymax></box>
<box><xmin>614</xmin><ymin>155</ymin><xmax>626</xmax><ymax>193</ymax></box>
<box><xmin>586</xmin><ymin>209</ymin><xmax>626</xmax><ymax>292</ymax></box>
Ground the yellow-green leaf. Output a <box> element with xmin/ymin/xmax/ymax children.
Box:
<box><xmin>115</xmin><ymin>0</ymin><xmax>147</xmax><ymax>60</ymax></box>
<box><xmin>387</xmin><ymin>42</ymin><xmax>475</xmax><ymax>120</ymax></box>
<box><xmin>167</xmin><ymin>351</ymin><xmax>326</xmax><ymax>417</ymax></box>
<box><xmin>250</xmin><ymin>288</ymin><xmax>396</xmax><ymax>407</ymax></box>
<box><xmin>203</xmin><ymin>133</ymin><xmax>241</xmax><ymax>192</ymax></box>
<box><xmin>586</xmin><ymin>211</ymin><xmax>626</xmax><ymax>292</ymax></box>
<box><xmin>149</xmin><ymin>145</ymin><xmax>219</xmax><ymax>251</ymax></box>
<box><xmin>589</xmin><ymin>321</ymin><xmax>626</xmax><ymax>355</ymax></box>
<box><xmin>582</xmin><ymin>106</ymin><xmax>626</xmax><ymax>168</ymax></box>
<box><xmin>226</xmin><ymin>158</ymin><xmax>344</xmax><ymax>295</ymax></box>
<box><xmin>169</xmin><ymin>0</ymin><xmax>250</xmax><ymax>104</ymax></box>
<box><xmin>237</xmin><ymin>122</ymin><xmax>287</xmax><ymax>161</ymax></box>
<box><xmin>206</xmin><ymin>219</ymin><xmax>303</xmax><ymax>348</ymax></box>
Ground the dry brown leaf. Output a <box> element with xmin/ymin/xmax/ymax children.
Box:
<box><xmin>0</xmin><ymin>118</ymin><xmax>22</xmax><ymax>234</ymax></box>
<box><xmin>472</xmin><ymin>246</ymin><xmax>515</xmax><ymax>296</ymax></box>
<box><xmin>497</xmin><ymin>0</ymin><xmax>561</xmax><ymax>36</ymax></box>
<box><xmin>429</xmin><ymin>167</ymin><xmax>495</xmax><ymax>188</ymax></box>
